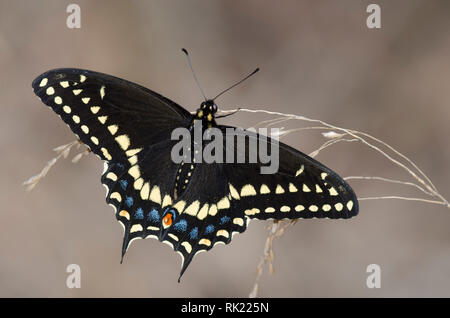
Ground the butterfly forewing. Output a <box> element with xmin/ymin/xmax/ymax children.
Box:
<box><xmin>32</xmin><ymin>68</ymin><xmax>191</xmax><ymax>163</ymax></box>
<box><xmin>217</xmin><ymin>126</ymin><xmax>358</xmax><ymax>220</ymax></box>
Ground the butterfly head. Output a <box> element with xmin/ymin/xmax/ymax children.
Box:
<box><xmin>195</xmin><ymin>100</ymin><xmax>217</xmax><ymax>125</ymax></box>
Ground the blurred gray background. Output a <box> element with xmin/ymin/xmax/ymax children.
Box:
<box><xmin>1</xmin><ymin>0</ymin><xmax>450</xmax><ymax>297</ymax></box>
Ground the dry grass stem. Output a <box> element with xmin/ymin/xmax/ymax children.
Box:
<box><xmin>249</xmin><ymin>219</ymin><xmax>297</xmax><ymax>298</ymax></box>
<box><xmin>220</xmin><ymin>107</ymin><xmax>449</xmax><ymax>209</ymax></box>
<box><xmin>23</xmin><ymin>140</ymin><xmax>89</xmax><ymax>191</ymax></box>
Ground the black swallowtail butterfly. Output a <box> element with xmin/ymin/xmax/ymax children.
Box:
<box><xmin>32</xmin><ymin>67</ymin><xmax>358</xmax><ymax>281</ymax></box>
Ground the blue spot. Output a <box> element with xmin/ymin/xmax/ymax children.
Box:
<box><xmin>220</xmin><ymin>216</ymin><xmax>230</xmax><ymax>225</ymax></box>
<box><xmin>125</xmin><ymin>196</ymin><xmax>134</xmax><ymax>207</ymax></box>
<box><xmin>205</xmin><ymin>224</ymin><xmax>214</xmax><ymax>235</ymax></box>
<box><xmin>119</xmin><ymin>180</ymin><xmax>128</xmax><ymax>190</ymax></box>
<box><xmin>173</xmin><ymin>219</ymin><xmax>187</xmax><ymax>232</ymax></box>
<box><xmin>116</xmin><ymin>163</ymin><xmax>125</xmax><ymax>170</ymax></box>
<box><xmin>148</xmin><ymin>208</ymin><xmax>159</xmax><ymax>222</ymax></box>
<box><xmin>189</xmin><ymin>227</ymin><xmax>198</xmax><ymax>240</ymax></box>
<box><xmin>134</xmin><ymin>207</ymin><xmax>144</xmax><ymax>220</ymax></box>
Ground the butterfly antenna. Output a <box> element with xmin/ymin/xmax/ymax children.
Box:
<box><xmin>212</xmin><ymin>67</ymin><xmax>259</xmax><ymax>101</ymax></box>
<box><xmin>182</xmin><ymin>48</ymin><xmax>207</xmax><ymax>101</ymax></box>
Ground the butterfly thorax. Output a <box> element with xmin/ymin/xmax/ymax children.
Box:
<box><xmin>192</xmin><ymin>100</ymin><xmax>218</xmax><ymax>129</ymax></box>
<box><xmin>174</xmin><ymin>101</ymin><xmax>218</xmax><ymax>198</ymax></box>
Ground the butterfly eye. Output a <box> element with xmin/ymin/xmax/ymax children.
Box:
<box><xmin>212</xmin><ymin>104</ymin><xmax>218</xmax><ymax>113</ymax></box>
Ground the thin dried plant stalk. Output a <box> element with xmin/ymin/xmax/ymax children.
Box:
<box><xmin>23</xmin><ymin>140</ymin><xmax>89</xmax><ymax>191</ymax></box>
<box><xmin>249</xmin><ymin>219</ymin><xmax>297</xmax><ymax>298</ymax></box>
<box><xmin>219</xmin><ymin>107</ymin><xmax>449</xmax><ymax>209</ymax></box>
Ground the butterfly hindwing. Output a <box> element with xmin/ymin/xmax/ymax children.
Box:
<box><xmin>99</xmin><ymin>139</ymin><xmax>247</xmax><ymax>280</ymax></box>
<box><xmin>101</xmin><ymin>140</ymin><xmax>183</xmax><ymax>257</ymax></box>
<box><xmin>167</xmin><ymin>201</ymin><xmax>248</xmax><ymax>281</ymax></box>
<box><xmin>164</xmin><ymin>162</ymin><xmax>248</xmax><ymax>280</ymax></box>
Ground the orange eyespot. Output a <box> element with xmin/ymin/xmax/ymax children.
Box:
<box><xmin>163</xmin><ymin>213</ymin><xmax>173</xmax><ymax>226</ymax></box>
